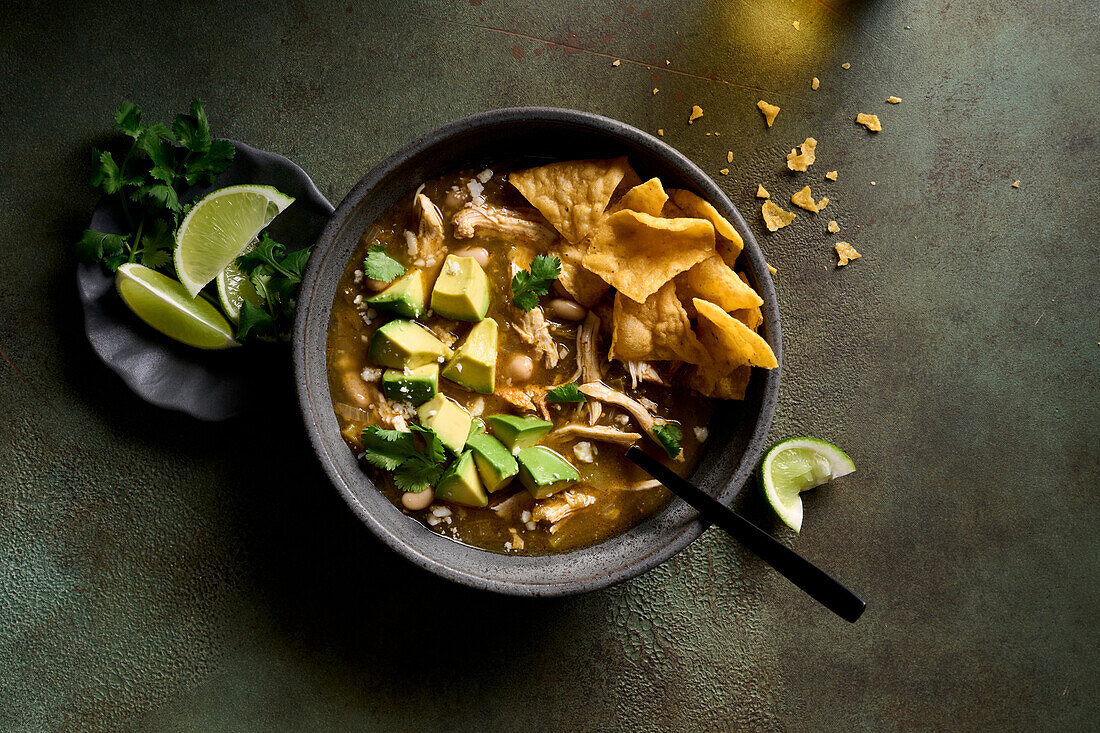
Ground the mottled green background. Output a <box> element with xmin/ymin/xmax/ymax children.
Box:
<box><xmin>1</xmin><ymin>0</ymin><xmax>1096</xmax><ymax>729</ymax></box>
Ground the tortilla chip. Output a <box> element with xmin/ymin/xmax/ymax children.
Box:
<box><xmin>762</xmin><ymin>200</ymin><xmax>796</xmax><ymax>231</ymax></box>
<box><xmin>786</xmin><ymin>137</ymin><xmax>818</xmax><ymax>171</ymax></box>
<box><xmin>835</xmin><ymin>242</ymin><xmax>861</xmax><ymax>266</ymax></box>
<box><xmin>608</xmin><ymin>177</ymin><xmax>668</xmax><ymax>216</ymax></box>
<box><xmin>688</xmin><ymin>105</ymin><xmax>704</xmax><ymax>123</ymax></box>
<box><xmin>791</xmin><ymin>186</ymin><xmax>828</xmax><ymax>213</ymax></box>
<box><xmin>549</xmin><ymin>238</ymin><xmax>609</xmax><ymax>307</ymax></box>
<box><xmin>856</xmin><ymin>113</ymin><xmax>882</xmax><ymax>132</ymax></box>
<box><xmin>584</xmin><ymin>210</ymin><xmax>715</xmax><ymax>303</ymax></box>
<box><xmin>694</xmin><ymin>299</ymin><xmax>778</xmax><ymax>369</ymax></box>
<box><xmin>688</xmin><ymin>364</ymin><xmax>751</xmax><ymax>400</ymax></box>
<box><xmin>677</xmin><ymin>255</ymin><xmax>763</xmax><ymax>313</ymax></box>
<box><xmin>510</xmin><ymin>157</ymin><xmax>630</xmax><ymax>244</ymax></box>
<box><xmin>668</xmin><ymin>189</ymin><xmax>744</xmax><ymax>265</ymax></box>
<box><xmin>827</xmin><ymin>220</ymin><xmax>840</xmax><ymax>233</ymax></box>
<box><xmin>826</xmin><ymin>170</ymin><xmax>838</xmax><ymax>181</ymax></box>
<box><xmin>757</xmin><ymin>100</ymin><xmax>781</xmax><ymax>127</ymax></box>
<box><xmin>610</xmin><ymin>282</ymin><xmax>709</xmax><ymax>364</ymax></box>
<box><xmin>731</xmin><ymin>272</ymin><xmax>764</xmax><ymax>330</ymax></box>
<box><xmin>756</xmin><ymin>184</ymin><xmax>770</xmax><ymax>199</ymax></box>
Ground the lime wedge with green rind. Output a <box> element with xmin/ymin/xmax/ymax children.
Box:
<box><xmin>216</xmin><ymin>242</ymin><xmax>266</xmax><ymax>324</ymax></box>
<box><xmin>116</xmin><ymin>263</ymin><xmax>238</xmax><ymax>349</ymax></box>
<box><xmin>174</xmin><ymin>184</ymin><xmax>294</xmax><ymax>298</ymax></box>
<box><xmin>760</xmin><ymin>437</ymin><xmax>855</xmax><ymax>533</ymax></box>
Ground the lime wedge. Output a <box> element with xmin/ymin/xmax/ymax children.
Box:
<box><xmin>116</xmin><ymin>263</ymin><xmax>238</xmax><ymax>349</ymax></box>
<box><xmin>216</xmin><ymin>242</ymin><xmax>266</xmax><ymax>323</ymax></box>
<box><xmin>760</xmin><ymin>438</ymin><xmax>855</xmax><ymax>533</ymax></box>
<box><xmin>174</xmin><ymin>184</ymin><xmax>294</xmax><ymax>298</ymax></box>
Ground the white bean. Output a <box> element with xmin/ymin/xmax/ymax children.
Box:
<box><xmin>546</xmin><ymin>298</ymin><xmax>587</xmax><ymax>322</ymax></box>
<box><xmin>451</xmin><ymin>246</ymin><xmax>490</xmax><ymax>268</ymax></box>
<box><xmin>504</xmin><ymin>354</ymin><xmax>534</xmax><ymax>382</ymax></box>
<box><xmin>402</xmin><ymin>489</ymin><xmax>435</xmax><ymax>511</ymax></box>
<box><xmin>364</xmin><ymin>277</ymin><xmax>390</xmax><ymax>292</ymax></box>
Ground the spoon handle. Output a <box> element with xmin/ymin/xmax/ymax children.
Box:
<box><xmin>626</xmin><ymin>448</ymin><xmax>866</xmax><ymax>623</ymax></box>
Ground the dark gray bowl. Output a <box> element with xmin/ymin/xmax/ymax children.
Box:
<box><xmin>294</xmin><ymin>108</ymin><xmax>781</xmax><ymax>596</ymax></box>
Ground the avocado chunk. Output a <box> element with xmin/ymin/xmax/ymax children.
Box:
<box><xmin>486</xmin><ymin>414</ymin><xmax>553</xmax><ymax>452</ymax></box>
<box><xmin>417</xmin><ymin>393</ymin><xmax>472</xmax><ymax>454</ymax></box>
<box><xmin>435</xmin><ymin>451</ymin><xmax>488</xmax><ymax>507</ymax></box>
<box><xmin>366</xmin><ymin>269</ymin><xmax>431</xmax><ymax>319</ymax></box>
<box><xmin>442</xmin><ymin>318</ymin><xmax>498</xmax><ymax>393</ymax></box>
<box><xmin>466</xmin><ymin>433</ymin><xmax>519</xmax><ymax>493</ymax></box>
<box><xmin>431</xmin><ymin>254</ymin><xmax>490</xmax><ymax>322</ymax></box>
<box><xmin>368</xmin><ymin>320</ymin><xmax>453</xmax><ymax>369</ymax></box>
<box><xmin>517</xmin><ymin>446</ymin><xmax>580</xmax><ymax>499</ymax></box>
<box><xmin>381</xmin><ymin>364</ymin><xmax>438</xmax><ymax>405</ymax></box>
<box><xmin>468</xmin><ymin>418</ymin><xmax>486</xmax><ymax>439</ymax></box>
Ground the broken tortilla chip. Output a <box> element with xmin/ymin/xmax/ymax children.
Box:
<box><xmin>856</xmin><ymin>113</ymin><xmax>882</xmax><ymax>132</ymax></box>
<box><xmin>677</xmin><ymin>255</ymin><xmax>763</xmax><ymax>313</ymax></box>
<box><xmin>694</xmin><ymin>298</ymin><xmax>778</xmax><ymax>370</ymax></box>
<box><xmin>668</xmin><ymin>189</ymin><xmax>744</xmax><ymax>265</ymax></box>
<box><xmin>786</xmin><ymin>137</ymin><xmax>818</xmax><ymax>171</ymax></box>
<box><xmin>762</xmin><ymin>200</ymin><xmax>796</xmax><ymax>231</ymax></box>
<box><xmin>688</xmin><ymin>105</ymin><xmax>704</xmax><ymax>123</ymax></box>
<box><xmin>791</xmin><ymin>185</ymin><xmax>829</xmax><ymax>213</ymax></box>
<box><xmin>510</xmin><ymin>157</ymin><xmax>630</xmax><ymax>244</ymax></box>
<box><xmin>584</xmin><ymin>210</ymin><xmax>715</xmax><ymax>303</ymax></box>
<box><xmin>610</xmin><ymin>282</ymin><xmax>709</xmax><ymax>364</ymax></box>
<box><xmin>549</xmin><ymin>238</ymin><xmax>609</xmax><ymax>307</ymax></box>
<box><xmin>756</xmin><ymin>184</ymin><xmax>770</xmax><ymax>199</ymax></box>
<box><xmin>688</xmin><ymin>363</ymin><xmax>751</xmax><ymax>400</ymax></box>
<box><xmin>757</xmin><ymin>100</ymin><xmax>781</xmax><ymax>127</ymax></box>
<box><xmin>608</xmin><ymin>177</ymin><xmax>669</xmax><ymax>217</ymax></box>
<box><xmin>835</xmin><ymin>242</ymin><xmax>861</xmax><ymax>266</ymax></box>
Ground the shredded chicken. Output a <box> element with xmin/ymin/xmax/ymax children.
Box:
<box><xmin>575</xmin><ymin>312</ymin><xmax>603</xmax><ymax>425</ymax></box>
<box><xmin>579</xmin><ymin>382</ymin><xmax>682</xmax><ymax>461</ymax></box>
<box><xmin>452</xmin><ymin>203</ymin><xmax>556</xmax><ymax>249</ymax></box>
<box><xmin>507</xmin><ymin>527</ymin><xmax>525</xmax><ymax>551</ymax></box>
<box><xmin>532</xmin><ymin>489</ymin><xmax>598</xmax><ymax>532</ymax></box>
<box><xmin>413</xmin><ymin>192</ymin><xmax>446</xmax><ymax>265</ymax></box>
<box><xmin>626</xmin><ymin>479</ymin><xmax>663</xmax><ymax>492</ymax></box>
<box><xmin>489</xmin><ymin>492</ymin><xmax>527</xmax><ymax>521</ymax></box>
<box><xmin>495</xmin><ymin>385</ymin><xmax>550</xmax><ymax>419</ymax></box>
<box><xmin>512</xmin><ymin>307</ymin><xmax>559</xmax><ymax>368</ymax></box>
<box><xmin>625</xmin><ymin>361</ymin><xmax>668</xmax><ymax>389</ymax></box>
<box><xmin>551</xmin><ymin>423</ymin><xmax>641</xmax><ymax>445</ymax></box>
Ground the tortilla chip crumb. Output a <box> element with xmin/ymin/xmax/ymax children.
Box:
<box><xmin>793</xmin><ymin>20</ymin><xmax>800</xmax><ymax>30</ymax></box>
<box><xmin>856</xmin><ymin>113</ymin><xmax>882</xmax><ymax>132</ymax></box>
<box><xmin>653</xmin><ymin>88</ymin><xmax>659</xmax><ymax>95</ymax></box>
<box><xmin>871</xmin><ymin>181</ymin><xmax>877</xmax><ymax>186</ymax></box>
<box><xmin>835</xmin><ymin>242</ymin><xmax>861</xmax><ymax>266</ymax></box>
<box><xmin>827</xmin><ymin>220</ymin><xmax>840</xmax><ymax>233</ymax></box>
<box><xmin>727</xmin><ymin>151</ymin><xmax>734</xmax><ymax>164</ymax></box>
<box><xmin>762</xmin><ymin>200</ymin><xmax>797</xmax><ymax>231</ymax></box>
<box><xmin>841</xmin><ymin>62</ymin><xmax>851</xmax><ymax>69</ymax></box>
<box><xmin>817</xmin><ymin>196</ymin><xmax>829</xmax><ymax>210</ymax></box>
<box><xmin>786</xmin><ymin>137</ymin><xmax>818</xmax><ymax>171</ymax></box>
<box><xmin>791</xmin><ymin>186</ymin><xmax>828</xmax><ymax>213</ymax></box>
<box><xmin>757</xmin><ymin>100</ymin><xmax>781</xmax><ymax>127</ymax></box>
<box><xmin>767</xmin><ymin>263</ymin><xmax>777</xmax><ymax>275</ymax></box>
<box><xmin>719</xmin><ymin>168</ymin><xmax>730</xmax><ymax>175</ymax></box>
<box><xmin>612</xmin><ymin>59</ymin><xmax>621</xmax><ymax>67</ymax></box>
<box><xmin>666</xmin><ymin>60</ymin><xmax>671</xmax><ymax>65</ymax></box>
<box><xmin>826</xmin><ymin>170</ymin><xmax>838</xmax><ymax>181</ymax></box>
<box><xmin>756</xmin><ymin>184</ymin><xmax>770</xmax><ymax>199</ymax></box>
<box><xmin>812</xmin><ymin>77</ymin><xmax>820</xmax><ymax>90</ymax></box>
<box><xmin>1012</xmin><ymin>180</ymin><xmax>1020</xmax><ymax>188</ymax></box>
<box><xmin>688</xmin><ymin>105</ymin><xmax>704</xmax><ymax>124</ymax></box>
<box><xmin>887</xmin><ymin>96</ymin><xmax>902</xmax><ymax>104</ymax></box>
<box><xmin>657</xmin><ymin>128</ymin><xmax>664</xmax><ymax>136</ymax></box>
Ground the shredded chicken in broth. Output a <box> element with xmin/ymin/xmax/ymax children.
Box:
<box><xmin>326</xmin><ymin>159</ymin><xmax>775</xmax><ymax>554</ymax></box>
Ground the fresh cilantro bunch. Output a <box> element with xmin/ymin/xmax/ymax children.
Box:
<box><xmin>234</xmin><ymin>234</ymin><xmax>312</xmax><ymax>341</ymax></box>
<box><xmin>74</xmin><ymin>99</ymin><xmax>234</xmax><ymax>271</ymax></box>
<box><xmin>360</xmin><ymin>425</ymin><xmax>451</xmax><ymax>494</ymax></box>
<box><xmin>652</xmin><ymin>423</ymin><xmax>683</xmax><ymax>459</ymax></box>
<box><xmin>511</xmin><ymin>254</ymin><xmax>562</xmax><ymax>311</ymax></box>
<box><xmin>547</xmin><ymin>383</ymin><xmax>587</xmax><ymax>403</ymax></box>
<box><xmin>362</xmin><ymin>244</ymin><xmax>405</xmax><ymax>283</ymax></box>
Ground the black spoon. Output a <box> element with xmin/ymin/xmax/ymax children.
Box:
<box><xmin>626</xmin><ymin>447</ymin><xmax>866</xmax><ymax>623</ymax></box>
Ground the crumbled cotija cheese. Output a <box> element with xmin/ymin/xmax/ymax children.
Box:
<box><xmin>573</xmin><ymin>441</ymin><xmax>595</xmax><ymax>463</ymax></box>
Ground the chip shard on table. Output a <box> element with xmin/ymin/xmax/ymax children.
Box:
<box><xmin>856</xmin><ymin>113</ymin><xmax>882</xmax><ymax>132</ymax></box>
<box><xmin>786</xmin><ymin>137</ymin><xmax>818</xmax><ymax>171</ymax></box>
<box><xmin>688</xmin><ymin>105</ymin><xmax>704</xmax><ymax>124</ymax></box>
<box><xmin>812</xmin><ymin>76</ymin><xmax>820</xmax><ymax>90</ymax></box>
<box><xmin>1012</xmin><ymin>180</ymin><xmax>1020</xmax><ymax>188</ymax></box>
<box><xmin>727</xmin><ymin>151</ymin><xmax>733</xmax><ymax>164</ymax></box>
<box><xmin>828</xmin><ymin>220</ymin><xmax>840</xmax><ymax>233</ymax></box>
<box><xmin>826</xmin><ymin>170</ymin><xmax>838</xmax><ymax>181</ymax></box>
<box><xmin>757</xmin><ymin>100</ymin><xmax>781</xmax><ymax>127</ymax></box>
<box><xmin>762</xmin><ymin>200</ymin><xmax>796</xmax><ymax>231</ymax></box>
<box><xmin>790</xmin><ymin>186</ymin><xmax>828</xmax><ymax>213</ymax></box>
<box><xmin>793</xmin><ymin>20</ymin><xmax>800</xmax><ymax>30</ymax></box>
<box><xmin>612</xmin><ymin>59</ymin><xmax>621</xmax><ymax>66</ymax></box>
<box><xmin>842</xmin><ymin>62</ymin><xmax>851</xmax><ymax>69</ymax></box>
<box><xmin>835</xmin><ymin>242</ymin><xmax>861</xmax><ymax>266</ymax></box>
<box><xmin>887</xmin><ymin>96</ymin><xmax>902</xmax><ymax>104</ymax></box>
<box><xmin>657</xmin><ymin>128</ymin><xmax>664</xmax><ymax>136</ymax></box>
<box><xmin>756</xmin><ymin>184</ymin><xmax>770</xmax><ymax>199</ymax></box>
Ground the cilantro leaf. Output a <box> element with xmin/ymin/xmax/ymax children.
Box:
<box><xmin>511</xmin><ymin>254</ymin><xmax>561</xmax><ymax>312</ymax></box>
<box><xmin>362</xmin><ymin>244</ymin><xmax>405</xmax><ymax>283</ymax></box>
<box><xmin>137</xmin><ymin>183</ymin><xmax>181</xmax><ymax>213</ymax></box>
<box><xmin>547</xmin><ymin>383</ymin><xmax>587</xmax><ymax>403</ymax></box>
<box><xmin>279</xmin><ymin>247</ymin><xmax>312</xmax><ymax>279</ymax></box>
<box><xmin>360</xmin><ymin>426</ymin><xmax>417</xmax><ymax>470</ymax></box>
<box><xmin>393</xmin><ymin>457</ymin><xmax>445</xmax><ymax>494</ymax></box>
<box><xmin>410</xmin><ymin>425</ymin><xmax>447</xmax><ymax>463</ymax></box>
<box><xmin>183</xmin><ymin>138</ymin><xmax>235</xmax><ymax>186</ymax></box>
<box><xmin>172</xmin><ymin>99</ymin><xmax>212</xmax><ymax>154</ymax></box>
<box><xmin>652</xmin><ymin>423</ymin><xmax>683</xmax><ymax>459</ymax></box>
<box><xmin>136</xmin><ymin>127</ymin><xmax>177</xmax><ymax>183</ymax></box>
<box><xmin>361</xmin><ymin>424</ymin><xmax>451</xmax><ymax>494</ymax></box>
<box><xmin>113</xmin><ymin>101</ymin><xmax>143</xmax><ymax>138</ymax></box>
<box><xmin>237</xmin><ymin>301</ymin><xmax>277</xmax><ymax>340</ymax></box>
<box><xmin>138</xmin><ymin>219</ymin><xmax>175</xmax><ymax>269</ymax></box>
<box><xmin>233</xmin><ymin>235</ymin><xmax>312</xmax><ymax>342</ymax></box>
<box><xmin>74</xmin><ymin>230</ymin><xmax>130</xmax><ymax>266</ymax></box>
<box><xmin>90</xmin><ymin>150</ymin><xmax>124</xmax><ymax>194</ymax></box>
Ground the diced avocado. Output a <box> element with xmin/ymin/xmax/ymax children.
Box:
<box><xmin>435</xmin><ymin>451</ymin><xmax>488</xmax><ymax>507</ymax></box>
<box><xmin>381</xmin><ymin>364</ymin><xmax>438</xmax><ymax>405</ymax></box>
<box><xmin>468</xmin><ymin>418</ymin><xmax>486</xmax><ymax>439</ymax></box>
<box><xmin>431</xmin><ymin>254</ymin><xmax>490</xmax><ymax>322</ymax></box>
<box><xmin>466</xmin><ymin>433</ymin><xmax>519</xmax><ymax>493</ymax></box>
<box><xmin>417</xmin><ymin>393</ymin><xmax>472</xmax><ymax>454</ymax></box>
<box><xmin>517</xmin><ymin>446</ymin><xmax>580</xmax><ymax>499</ymax></box>
<box><xmin>366</xmin><ymin>269</ymin><xmax>431</xmax><ymax>319</ymax></box>
<box><xmin>441</xmin><ymin>318</ymin><xmax>498</xmax><ymax>393</ymax></box>
<box><xmin>368</xmin><ymin>319</ymin><xmax>453</xmax><ymax>369</ymax></box>
<box><xmin>486</xmin><ymin>414</ymin><xmax>553</xmax><ymax>452</ymax></box>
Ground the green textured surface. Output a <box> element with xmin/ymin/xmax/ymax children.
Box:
<box><xmin>1</xmin><ymin>0</ymin><xmax>1097</xmax><ymax>729</ymax></box>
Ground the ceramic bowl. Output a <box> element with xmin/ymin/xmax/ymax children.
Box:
<box><xmin>294</xmin><ymin>108</ymin><xmax>781</xmax><ymax>596</ymax></box>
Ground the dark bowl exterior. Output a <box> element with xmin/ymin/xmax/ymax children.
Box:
<box><xmin>294</xmin><ymin>108</ymin><xmax>781</xmax><ymax>596</ymax></box>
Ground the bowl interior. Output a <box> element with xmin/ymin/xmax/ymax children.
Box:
<box><xmin>294</xmin><ymin>109</ymin><xmax>780</xmax><ymax>596</ymax></box>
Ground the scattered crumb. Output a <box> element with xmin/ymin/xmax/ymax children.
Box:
<box><xmin>688</xmin><ymin>105</ymin><xmax>704</xmax><ymax>124</ymax></box>
<box><xmin>887</xmin><ymin>96</ymin><xmax>902</xmax><ymax>104</ymax></box>
<box><xmin>757</xmin><ymin>100</ymin><xmax>781</xmax><ymax>127</ymax></box>
<box><xmin>762</xmin><ymin>200</ymin><xmax>797</xmax><ymax>231</ymax></box>
<box><xmin>790</xmin><ymin>186</ymin><xmax>829</xmax><ymax>213</ymax></box>
<box><xmin>657</xmin><ymin>128</ymin><xmax>664</xmax><ymax>136</ymax></box>
<box><xmin>756</xmin><ymin>184</ymin><xmax>770</xmax><ymax>199</ymax></box>
<box><xmin>871</xmin><ymin>181</ymin><xmax>877</xmax><ymax>186</ymax></box>
<box><xmin>842</xmin><ymin>62</ymin><xmax>851</xmax><ymax>69</ymax></box>
<box><xmin>714</xmin><ymin>132</ymin><xmax>721</xmax><ymax>136</ymax></box>
<box><xmin>653</xmin><ymin>88</ymin><xmax>659</xmax><ymax>95</ymax></box>
<box><xmin>812</xmin><ymin>76</ymin><xmax>820</xmax><ymax>90</ymax></box>
<box><xmin>694</xmin><ymin>426</ymin><xmax>709</xmax><ymax>441</ymax></box>
<box><xmin>793</xmin><ymin>20</ymin><xmax>800</xmax><ymax>30</ymax></box>
<box><xmin>1012</xmin><ymin>180</ymin><xmax>1020</xmax><ymax>188</ymax></box>
<box><xmin>767</xmin><ymin>263</ymin><xmax>777</xmax><ymax>275</ymax></box>
<box><xmin>835</xmin><ymin>242</ymin><xmax>861</xmax><ymax>266</ymax></box>
<box><xmin>856</xmin><ymin>113</ymin><xmax>882</xmax><ymax>132</ymax></box>
<box><xmin>828</xmin><ymin>220</ymin><xmax>840</xmax><ymax>233</ymax></box>
<box><xmin>719</xmin><ymin>168</ymin><xmax>730</xmax><ymax>175</ymax></box>
<box><xmin>612</xmin><ymin>59</ymin><xmax>621</xmax><ymax>66</ymax></box>
<box><xmin>573</xmin><ymin>441</ymin><xmax>596</xmax><ymax>463</ymax></box>
<box><xmin>727</xmin><ymin>151</ymin><xmax>734</xmax><ymax>164</ymax></box>
<box><xmin>786</xmin><ymin>137</ymin><xmax>818</xmax><ymax>171</ymax></box>
<box><xmin>705</xmin><ymin>132</ymin><xmax>712</xmax><ymax>136</ymax></box>
<box><xmin>665</xmin><ymin>59</ymin><xmax>671</xmax><ymax>65</ymax></box>
<box><xmin>826</xmin><ymin>170</ymin><xmax>838</xmax><ymax>181</ymax></box>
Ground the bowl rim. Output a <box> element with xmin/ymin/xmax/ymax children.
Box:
<box><xmin>293</xmin><ymin>107</ymin><xmax>781</xmax><ymax>596</ymax></box>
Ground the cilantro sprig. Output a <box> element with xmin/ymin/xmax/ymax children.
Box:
<box><xmin>362</xmin><ymin>244</ymin><xmax>406</xmax><ymax>283</ymax></box>
<box><xmin>234</xmin><ymin>234</ymin><xmax>312</xmax><ymax>341</ymax></box>
<box><xmin>511</xmin><ymin>255</ymin><xmax>562</xmax><ymax>312</ymax></box>
<box><xmin>75</xmin><ymin>99</ymin><xmax>235</xmax><ymax>272</ymax></box>
<box><xmin>547</xmin><ymin>383</ymin><xmax>587</xmax><ymax>403</ymax></box>
<box><xmin>360</xmin><ymin>425</ymin><xmax>451</xmax><ymax>494</ymax></box>
<box><xmin>652</xmin><ymin>423</ymin><xmax>683</xmax><ymax>459</ymax></box>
